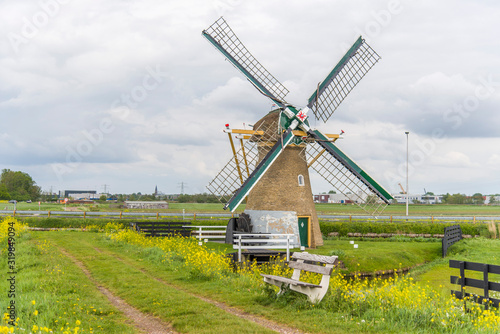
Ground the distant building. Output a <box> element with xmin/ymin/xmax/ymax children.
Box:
<box><xmin>392</xmin><ymin>194</ymin><xmax>443</xmax><ymax>204</ymax></box>
<box><xmin>485</xmin><ymin>195</ymin><xmax>500</xmax><ymax>205</ymax></box>
<box><xmin>124</xmin><ymin>201</ymin><xmax>169</xmax><ymax>209</ymax></box>
<box><xmin>314</xmin><ymin>192</ymin><xmax>444</xmax><ymax>204</ymax></box>
<box><xmin>62</xmin><ymin>190</ymin><xmax>98</xmax><ymax>200</ymax></box>
<box><xmin>313</xmin><ymin>193</ymin><xmax>363</xmax><ymax>204</ymax></box>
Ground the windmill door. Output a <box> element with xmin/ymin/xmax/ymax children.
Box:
<box><xmin>298</xmin><ymin>216</ymin><xmax>310</xmax><ymax>248</ymax></box>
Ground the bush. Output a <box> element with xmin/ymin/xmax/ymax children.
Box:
<box><xmin>319</xmin><ymin>220</ymin><xmax>488</xmax><ymax>237</ymax></box>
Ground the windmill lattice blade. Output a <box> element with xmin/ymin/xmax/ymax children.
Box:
<box><xmin>206</xmin><ymin>118</ymin><xmax>282</xmax><ymax>205</ymax></box>
<box><xmin>303</xmin><ymin>142</ymin><xmax>389</xmax><ymax>216</ymax></box>
<box><xmin>203</xmin><ymin>17</ymin><xmax>289</xmax><ymax>104</ymax></box>
<box><xmin>307</xmin><ymin>37</ymin><xmax>381</xmax><ymax>123</ymax></box>
<box><xmin>206</xmin><ymin>142</ymin><xmax>258</xmax><ymax>204</ymax></box>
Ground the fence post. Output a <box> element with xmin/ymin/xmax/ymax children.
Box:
<box><xmin>84</xmin><ymin>211</ymin><xmax>86</xmax><ymax>219</ymax></box>
<box><xmin>483</xmin><ymin>264</ymin><xmax>490</xmax><ymax>310</ymax></box>
<box><xmin>238</xmin><ymin>235</ymin><xmax>242</xmax><ymax>262</ymax></box>
<box><xmin>48</xmin><ymin>211</ymin><xmax>51</xmax><ymax>218</ymax></box>
<box><xmin>120</xmin><ymin>211</ymin><xmax>122</xmax><ymax>219</ymax></box>
<box><xmin>432</xmin><ymin>216</ymin><xmax>434</xmax><ymax>223</ymax></box>
<box><xmin>473</xmin><ymin>216</ymin><xmax>476</xmax><ymax>224</ymax></box>
<box><xmin>286</xmin><ymin>236</ymin><xmax>290</xmax><ymax>262</ymax></box>
<box><xmin>349</xmin><ymin>215</ymin><xmax>352</xmax><ymax>223</ymax></box>
<box><xmin>460</xmin><ymin>261</ymin><xmax>466</xmax><ymax>311</ymax></box>
<box><xmin>194</xmin><ymin>213</ymin><xmax>196</xmax><ymax>221</ymax></box>
<box><xmin>390</xmin><ymin>215</ymin><xmax>393</xmax><ymax>223</ymax></box>
<box><xmin>156</xmin><ymin>212</ymin><xmax>159</xmax><ymax>220</ymax></box>
<box><xmin>13</xmin><ymin>210</ymin><xmax>16</xmax><ymax>217</ymax></box>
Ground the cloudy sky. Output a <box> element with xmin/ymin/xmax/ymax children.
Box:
<box><xmin>1</xmin><ymin>0</ymin><xmax>500</xmax><ymax>197</ymax></box>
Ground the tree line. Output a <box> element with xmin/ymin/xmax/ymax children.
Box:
<box><xmin>0</xmin><ymin>169</ymin><xmax>41</xmax><ymax>201</ymax></box>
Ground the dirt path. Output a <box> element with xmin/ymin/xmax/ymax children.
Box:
<box><xmin>93</xmin><ymin>246</ymin><xmax>306</xmax><ymax>334</ymax></box>
<box><xmin>58</xmin><ymin>247</ymin><xmax>177</xmax><ymax>334</ymax></box>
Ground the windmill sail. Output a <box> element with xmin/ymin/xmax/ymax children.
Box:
<box><xmin>203</xmin><ymin>18</ymin><xmax>393</xmax><ymax>217</ymax></box>
<box><xmin>223</xmin><ymin>128</ymin><xmax>296</xmax><ymax>211</ymax></box>
<box><xmin>307</xmin><ymin>37</ymin><xmax>381</xmax><ymax>123</ymax></box>
<box><xmin>206</xmin><ymin>118</ymin><xmax>280</xmax><ymax>204</ymax></box>
<box><xmin>202</xmin><ymin>17</ymin><xmax>289</xmax><ymax>105</ymax></box>
<box><xmin>305</xmin><ymin>130</ymin><xmax>393</xmax><ymax>215</ymax></box>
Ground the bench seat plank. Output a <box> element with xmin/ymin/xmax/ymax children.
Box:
<box><xmin>261</xmin><ymin>274</ymin><xmax>321</xmax><ymax>288</ymax></box>
<box><xmin>289</xmin><ymin>261</ymin><xmax>333</xmax><ymax>276</ymax></box>
<box><xmin>292</xmin><ymin>252</ymin><xmax>338</xmax><ymax>264</ymax></box>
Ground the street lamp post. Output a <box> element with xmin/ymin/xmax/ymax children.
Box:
<box><xmin>405</xmin><ymin>131</ymin><xmax>409</xmax><ymax>217</ymax></box>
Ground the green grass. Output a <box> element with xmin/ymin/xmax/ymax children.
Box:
<box><xmin>36</xmin><ymin>231</ymin><xmax>359</xmax><ymax>333</ymax></box>
<box><xmin>0</xmin><ymin>233</ymin><xmax>135</xmax><ymax>333</ymax></box>
<box><xmin>33</xmin><ymin>231</ymin><xmax>277</xmax><ymax>333</ymax></box>
<box><xmin>35</xmin><ymin>230</ymin><xmax>500</xmax><ymax>333</ymax></box>
<box><xmin>6</xmin><ymin>200</ymin><xmax>500</xmax><ymax>216</ymax></box>
<box><xmin>308</xmin><ymin>238</ymin><xmax>441</xmax><ymax>274</ymax></box>
<box><xmin>315</xmin><ymin>203</ymin><xmax>500</xmax><ymax>216</ymax></box>
<box><xmin>413</xmin><ymin>238</ymin><xmax>500</xmax><ymax>293</ymax></box>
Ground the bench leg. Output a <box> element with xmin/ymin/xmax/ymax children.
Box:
<box><xmin>263</xmin><ymin>277</ymin><xmax>287</xmax><ymax>295</ymax></box>
<box><xmin>290</xmin><ymin>285</ymin><xmax>328</xmax><ymax>303</ymax></box>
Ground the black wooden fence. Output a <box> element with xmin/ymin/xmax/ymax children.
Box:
<box><xmin>130</xmin><ymin>221</ymin><xmax>191</xmax><ymax>237</ymax></box>
<box><xmin>442</xmin><ymin>225</ymin><xmax>462</xmax><ymax>257</ymax></box>
<box><xmin>450</xmin><ymin>260</ymin><xmax>500</xmax><ymax>310</ymax></box>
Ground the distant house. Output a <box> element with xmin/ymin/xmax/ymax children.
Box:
<box><xmin>124</xmin><ymin>201</ymin><xmax>169</xmax><ymax>209</ymax></box>
<box><xmin>313</xmin><ymin>193</ymin><xmax>361</xmax><ymax>204</ymax></box>
<box><xmin>392</xmin><ymin>194</ymin><xmax>443</xmax><ymax>204</ymax></box>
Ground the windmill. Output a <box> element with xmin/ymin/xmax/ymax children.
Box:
<box><xmin>203</xmin><ymin>17</ymin><xmax>393</xmax><ymax>248</ymax></box>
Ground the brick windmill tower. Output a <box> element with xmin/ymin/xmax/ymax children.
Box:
<box><xmin>203</xmin><ymin>18</ymin><xmax>393</xmax><ymax>248</ymax></box>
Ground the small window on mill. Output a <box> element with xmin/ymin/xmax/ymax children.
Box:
<box><xmin>298</xmin><ymin>174</ymin><xmax>305</xmax><ymax>186</ymax></box>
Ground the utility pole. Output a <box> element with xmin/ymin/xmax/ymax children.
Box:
<box><xmin>102</xmin><ymin>184</ymin><xmax>110</xmax><ymax>195</ymax></box>
<box><xmin>405</xmin><ymin>131</ymin><xmax>409</xmax><ymax>217</ymax></box>
<box><xmin>178</xmin><ymin>182</ymin><xmax>187</xmax><ymax>194</ymax></box>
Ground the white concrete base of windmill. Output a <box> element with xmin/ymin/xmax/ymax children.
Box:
<box><xmin>244</xmin><ymin>210</ymin><xmax>301</xmax><ymax>248</ymax></box>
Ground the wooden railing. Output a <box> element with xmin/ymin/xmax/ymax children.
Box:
<box><xmin>442</xmin><ymin>225</ymin><xmax>462</xmax><ymax>257</ymax></box>
<box><xmin>233</xmin><ymin>233</ymin><xmax>295</xmax><ymax>262</ymax></box>
<box><xmin>450</xmin><ymin>260</ymin><xmax>500</xmax><ymax>310</ymax></box>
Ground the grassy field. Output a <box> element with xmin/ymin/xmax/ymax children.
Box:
<box><xmin>2</xmin><ymin>215</ymin><xmax>500</xmax><ymax>333</ymax></box>
<box><xmin>4</xmin><ymin>200</ymin><xmax>500</xmax><ymax>216</ymax></box>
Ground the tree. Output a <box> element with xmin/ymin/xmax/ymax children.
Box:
<box><xmin>471</xmin><ymin>193</ymin><xmax>484</xmax><ymax>205</ymax></box>
<box><xmin>0</xmin><ymin>184</ymin><xmax>10</xmax><ymax>200</ymax></box>
<box><xmin>0</xmin><ymin>169</ymin><xmax>41</xmax><ymax>201</ymax></box>
<box><xmin>444</xmin><ymin>193</ymin><xmax>467</xmax><ymax>204</ymax></box>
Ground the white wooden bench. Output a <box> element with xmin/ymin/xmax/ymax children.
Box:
<box><xmin>233</xmin><ymin>233</ymin><xmax>294</xmax><ymax>262</ymax></box>
<box><xmin>261</xmin><ymin>252</ymin><xmax>338</xmax><ymax>303</ymax></box>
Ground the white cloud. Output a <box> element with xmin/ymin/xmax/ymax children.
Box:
<box><xmin>1</xmin><ymin>0</ymin><xmax>500</xmax><ymax>196</ymax></box>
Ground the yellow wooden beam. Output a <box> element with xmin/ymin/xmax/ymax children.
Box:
<box><xmin>227</xmin><ymin>129</ymin><xmax>340</xmax><ymax>139</ymax></box>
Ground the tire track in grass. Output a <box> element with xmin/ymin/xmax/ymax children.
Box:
<box><xmin>45</xmin><ymin>233</ymin><xmax>279</xmax><ymax>334</ymax></box>
<box><xmin>58</xmin><ymin>247</ymin><xmax>177</xmax><ymax>334</ymax></box>
<box><xmin>92</xmin><ymin>246</ymin><xmax>306</xmax><ymax>334</ymax></box>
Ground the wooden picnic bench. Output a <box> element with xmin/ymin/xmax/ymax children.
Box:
<box><xmin>261</xmin><ymin>252</ymin><xmax>338</xmax><ymax>303</ymax></box>
<box><xmin>130</xmin><ymin>221</ymin><xmax>191</xmax><ymax>237</ymax></box>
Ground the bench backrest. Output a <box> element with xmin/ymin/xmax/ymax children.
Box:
<box><xmin>289</xmin><ymin>252</ymin><xmax>338</xmax><ymax>276</ymax></box>
<box><xmin>130</xmin><ymin>221</ymin><xmax>191</xmax><ymax>237</ymax></box>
